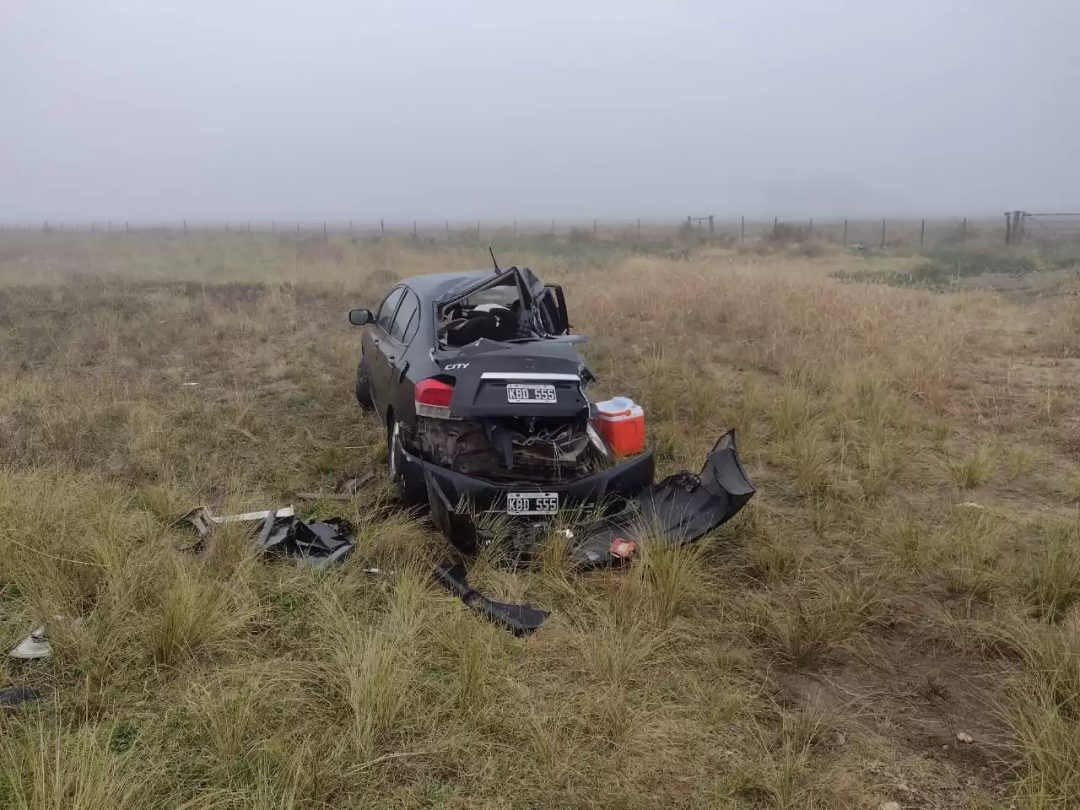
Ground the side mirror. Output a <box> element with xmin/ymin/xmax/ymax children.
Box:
<box><xmin>349</xmin><ymin>308</ymin><xmax>373</xmax><ymax>326</ymax></box>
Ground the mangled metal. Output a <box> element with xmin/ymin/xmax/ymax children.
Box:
<box><xmin>348</xmin><ymin>263</ymin><xmax>756</xmax><ymax>558</ymax></box>
<box><xmin>179</xmin><ymin>506</ymin><xmax>355</xmax><ymax>568</ymax></box>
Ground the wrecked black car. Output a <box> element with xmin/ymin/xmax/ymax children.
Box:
<box><xmin>349</xmin><ymin>265</ymin><xmax>755</xmax><ymax>563</ymax></box>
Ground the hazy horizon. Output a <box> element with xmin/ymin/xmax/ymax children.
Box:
<box><xmin>2</xmin><ymin>1</ymin><xmax>1077</xmax><ymax>222</ymax></box>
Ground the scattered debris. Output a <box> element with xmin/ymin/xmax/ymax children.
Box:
<box><xmin>956</xmin><ymin>731</ymin><xmax>973</xmax><ymax>744</ymax></box>
<box><xmin>254</xmin><ymin>510</ymin><xmax>355</xmax><ymax>568</ymax></box>
<box><xmin>570</xmin><ymin>430</ymin><xmax>755</xmax><ymax>565</ymax></box>
<box><xmin>958</xmin><ymin>502</ymin><xmax>985</xmax><ymax>510</ymax></box>
<box><xmin>432</xmin><ymin>561</ymin><xmax>548</xmax><ymax>635</ymax></box>
<box><xmin>879</xmin><ymin>802</ymin><xmax>901</xmax><ymax>810</ymax></box>
<box><xmin>179</xmin><ymin>506</ymin><xmax>354</xmax><ymax>567</ymax></box>
<box><xmin>179</xmin><ymin>505</ymin><xmax>297</xmax><ymax>538</ymax></box>
<box><xmin>9</xmin><ymin>624</ymin><xmax>51</xmax><ymax>660</ymax></box>
<box><xmin>0</xmin><ymin>685</ymin><xmax>40</xmax><ymax>709</ymax></box>
<box><xmin>428</xmin><ymin>429</ymin><xmax>753</xmax><ymax>563</ymax></box>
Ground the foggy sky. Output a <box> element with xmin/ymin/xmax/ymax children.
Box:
<box><xmin>2</xmin><ymin>1</ymin><xmax>1078</xmax><ymax>222</ymax></box>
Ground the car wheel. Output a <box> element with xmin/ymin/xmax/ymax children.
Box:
<box><xmin>355</xmin><ymin>358</ymin><xmax>374</xmax><ymax>409</ymax></box>
<box><xmin>387</xmin><ymin>416</ymin><xmax>427</xmax><ymax>506</ymax></box>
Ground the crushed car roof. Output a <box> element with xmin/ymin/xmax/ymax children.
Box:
<box><xmin>404</xmin><ymin>270</ymin><xmax>500</xmax><ymax>301</ymax></box>
<box><xmin>404</xmin><ymin>267</ymin><xmax>546</xmax><ymax>304</ymax></box>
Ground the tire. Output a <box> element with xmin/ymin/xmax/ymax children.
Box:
<box><xmin>355</xmin><ymin>358</ymin><xmax>374</xmax><ymax>409</ymax></box>
<box><xmin>387</xmin><ymin>415</ymin><xmax>427</xmax><ymax>506</ymax></box>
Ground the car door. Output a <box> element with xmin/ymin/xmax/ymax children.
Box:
<box><xmin>538</xmin><ymin>283</ymin><xmax>570</xmax><ymax>334</ymax></box>
<box><xmin>365</xmin><ymin>286</ymin><xmax>405</xmax><ymax>417</ymax></box>
<box><xmin>379</xmin><ymin>287</ymin><xmax>422</xmax><ymax>424</ymax></box>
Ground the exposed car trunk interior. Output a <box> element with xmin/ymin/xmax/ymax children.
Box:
<box><xmin>415</xmin><ymin>414</ymin><xmax>599</xmax><ymax>483</ymax></box>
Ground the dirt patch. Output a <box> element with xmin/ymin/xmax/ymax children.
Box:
<box><xmin>773</xmin><ymin>627</ymin><xmax>1016</xmax><ymax>805</ymax></box>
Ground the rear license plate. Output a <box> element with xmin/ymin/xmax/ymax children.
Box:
<box><xmin>506</xmin><ymin>383</ymin><xmax>557</xmax><ymax>404</ymax></box>
<box><xmin>506</xmin><ymin>492</ymin><xmax>559</xmax><ymax>516</ymax></box>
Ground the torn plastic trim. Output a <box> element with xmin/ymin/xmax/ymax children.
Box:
<box><xmin>178</xmin><ymin>505</ymin><xmax>355</xmax><ymax>567</ymax></box>
<box><xmin>569</xmin><ymin>430</ymin><xmax>755</xmax><ymax>566</ymax></box>
<box><xmin>432</xmin><ymin>561</ymin><xmax>548</xmax><ymax>635</ymax></box>
<box><xmin>423</xmin><ymin>430</ymin><xmax>754</xmax><ymax>564</ymax></box>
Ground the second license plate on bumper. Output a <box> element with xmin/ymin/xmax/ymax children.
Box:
<box><xmin>506</xmin><ymin>492</ymin><xmax>559</xmax><ymax>516</ymax></box>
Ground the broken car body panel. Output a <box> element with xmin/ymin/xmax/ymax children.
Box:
<box><xmin>425</xmin><ymin>430</ymin><xmax>753</xmax><ymax>562</ymax></box>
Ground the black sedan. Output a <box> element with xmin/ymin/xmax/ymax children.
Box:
<box><xmin>348</xmin><ymin>265</ymin><xmax>656</xmax><ymax>551</ymax></box>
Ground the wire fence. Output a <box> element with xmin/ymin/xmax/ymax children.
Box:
<box><xmin>0</xmin><ymin>214</ymin><xmax>1071</xmax><ymax>250</ymax></box>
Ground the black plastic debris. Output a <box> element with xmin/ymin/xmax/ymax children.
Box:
<box><xmin>433</xmin><ymin>561</ymin><xmax>548</xmax><ymax>636</ymax></box>
<box><xmin>255</xmin><ymin>510</ymin><xmax>355</xmax><ymax>569</ymax></box>
<box><xmin>0</xmin><ymin>685</ymin><xmax>40</xmax><ymax>709</ymax></box>
<box><xmin>179</xmin><ymin>506</ymin><xmax>355</xmax><ymax>568</ymax></box>
<box><xmin>425</xmin><ymin>430</ymin><xmax>755</xmax><ymax>565</ymax></box>
<box><xmin>570</xmin><ymin>430</ymin><xmax>756</xmax><ymax>566</ymax></box>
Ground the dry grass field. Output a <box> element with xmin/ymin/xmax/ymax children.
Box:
<box><xmin>2</xmin><ymin>231</ymin><xmax>1080</xmax><ymax>809</ymax></box>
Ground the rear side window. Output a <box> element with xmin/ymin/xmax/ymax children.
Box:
<box><xmin>389</xmin><ymin>290</ymin><xmax>420</xmax><ymax>343</ymax></box>
<box><xmin>377</xmin><ymin>287</ymin><xmax>405</xmax><ymax>332</ymax></box>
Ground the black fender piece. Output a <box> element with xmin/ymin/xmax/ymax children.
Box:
<box><xmin>569</xmin><ymin>430</ymin><xmax>755</xmax><ymax>566</ymax></box>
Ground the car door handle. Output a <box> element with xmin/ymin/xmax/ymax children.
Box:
<box><xmin>372</xmin><ymin>337</ymin><xmax>381</xmax><ymax>346</ymax></box>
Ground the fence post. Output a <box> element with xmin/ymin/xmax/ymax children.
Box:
<box><xmin>740</xmin><ymin>216</ymin><xmax>745</xmax><ymax>242</ymax></box>
<box><xmin>550</xmin><ymin>219</ymin><xmax>555</xmax><ymax>235</ymax></box>
<box><xmin>380</xmin><ymin>219</ymin><xmax>385</xmax><ymax>238</ymax></box>
<box><xmin>445</xmin><ymin>220</ymin><xmax>449</xmax><ymax>239</ymax></box>
<box><xmin>842</xmin><ymin>219</ymin><xmax>848</xmax><ymax>246</ymax></box>
<box><xmin>476</xmin><ymin>219</ymin><xmax>481</xmax><ymax>241</ymax></box>
<box><xmin>961</xmin><ymin>217</ymin><xmax>967</xmax><ymax>242</ymax></box>
<box><xmin>296</xmin><ymin>221</ymin><xmax>300</xmax><ymax>234</ymax></box>
<box><xmin>1004</xmin><ymin>212</ymin><xmax>1012</xmax><ymax>245</ymax></box>
<box><xmin>513</xmin><ymin>219</ymin><xmax>518</xmax><ymax>239</ymax></box>
<box><xmin>593</xmin><ymin>218</ymin><xmax>597</xmax><ymax>236</ymax></box>
<box><xmin>919</xmin><ymin>218</ymin><xmax>925</xmax><ymax>248</ymax></box>
<box><xmin>413</xmin><ymin>220</ymin><xmax>417</xmax><ymax>240</ymax></box>
<box><xmin>708</xmin><ymin>215</ymin><xmax>714</xmax><ymax>238</ymax></box>
<box><xmin>637</xmin><ymin>217</ymin><xmax>641</xmax><ymax>239</ymax></box>
<box><xmin>126</xmin><ymin>221</ymin><xmax>130</xmax><ymax>233</ymax></box>
<box><xmin>773</xmin><ymin>216</ymin><xmax>778</xmax><ymax>236</ymax></box>
<box><xmin>880</xmin><ymin>219</ymin><xmax>886</xmax><ymax>249</ymax></box>
<box><xmin>272</xmin><ymin>220</ymin><xmax>276</xmax><ymax>234</ymax></box>
<box><xmin>247</xmin><ymin>222</ymin><xmax>251</xmax><ymax>233</ymax></box>
<box><xmin>808</xmin><ymin>217</ymin><xmax>813</xmax><ymax>237</ymax></box>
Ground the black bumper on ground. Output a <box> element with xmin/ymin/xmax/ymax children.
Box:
<box><xmin>405</xmin><ymin>430</ymin><xmax>756</xmax><ymax>564</ymax></box>
<box><xmin>396</xmin><ymin>442</ymin><xmax>655</xmax><ymax>554</ymax></box>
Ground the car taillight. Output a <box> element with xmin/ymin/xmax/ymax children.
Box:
<box><xmin>415</xmin><ymin>378</ymin><xmax>455</xmax><ymax>419</ymax></box>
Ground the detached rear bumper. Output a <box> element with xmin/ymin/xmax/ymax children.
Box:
<box><xmin>411</xmin><ymin>430</ymin><xmax>755</xmax><ymax>564</ymax></box>
<box><xmin>396</xmin><ymin>442</ymin><xmax>655</xmax><ymax>553</ymax></box>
